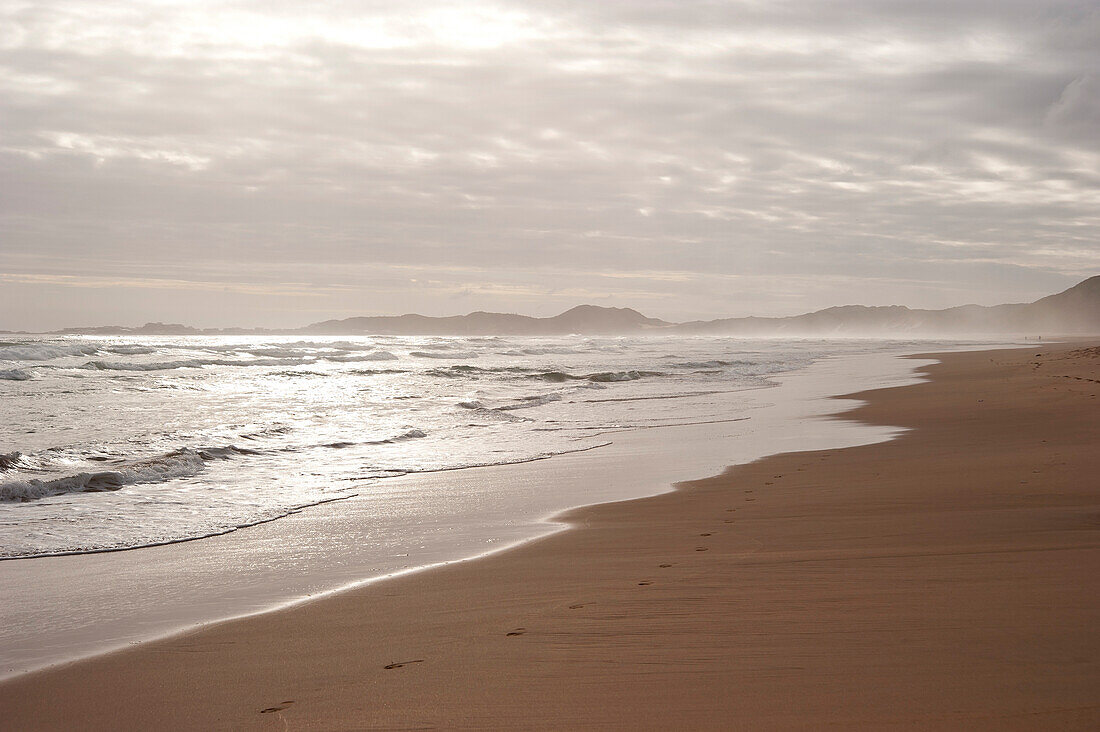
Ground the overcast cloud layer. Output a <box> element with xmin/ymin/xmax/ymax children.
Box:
<box><xmin>1</xmin><ymin>0</ymin><xmax>1098</xmax><ymax>329</ymax></box>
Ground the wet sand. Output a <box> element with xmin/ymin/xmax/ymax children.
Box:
<box><xmin>1</xmin><ymin>344</ymin><xmax>1097</xmax><ymax>729</ymax></box>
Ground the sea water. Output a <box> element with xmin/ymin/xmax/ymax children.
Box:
<box><xmin>2</xmin><ymin>334</ymin><xmax>989</xmax><ymax>559</ymax></box>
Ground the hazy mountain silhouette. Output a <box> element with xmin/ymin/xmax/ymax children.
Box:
<box><xmin>673</xmin><ymin>275</ymin><xmax>1100</xmax><ymax>335</ymax></box>
<box><xmin>46</xmin><ymin>276</ymin><xmax>1098</xmax><ymax>336</ymax></box>
<box><xmin>305</xmin><ymin>305</ymin><xmax>667</xmax><ymax>335</ymax></box>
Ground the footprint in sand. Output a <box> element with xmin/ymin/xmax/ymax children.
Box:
<box><xmin>659</xmin><ymin>563</ymin><xmax>672</xmax><ymax>568</ymax></box>
<box><xmin>695</xmin><ymin>547</ymin><xmax>709</xmax><ymax>552</ymax></box>
<box><xmin>506</xmin><ymin>628</ymin><xmax>526</xmax><ymax>636</ymax></box>
<box><xmin>638</xmin><ymin>581</ymin><xmax>653</xmax><ymax>586</ymax></box>
<box><xmin>569</xmin><ymin>603</ymin><xmax>588</xmax><ymax>609</ymax></box>
<box><xmin>260</xmin><ymin>701</ymin><xmax>294</xmax><ymax>714</ymax></box>
<box><xmin>699</xmin><ymin>532</ymin><xmax>711</xmax><ymax>537</ymax></box>
<box><xmin>384</xmin><ymin>659</ymin><xmax>425</xmax><ymax>669</ymax></box>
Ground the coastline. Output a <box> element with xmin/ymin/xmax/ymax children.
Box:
<box><xmin>0</xmin><ymin>347</ymin><xmax>928</xmax><ymax>679</ymax></box>
<box><xmin>2</xmin><ymin>342</ymin><xmax>1097</xmax><ymax>729</ymax></box>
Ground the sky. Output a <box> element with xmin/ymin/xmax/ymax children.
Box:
<box><xmin>1</xmin><ymin>0</ymin><xmax>1098</xmax><ymax>330</ymax></box>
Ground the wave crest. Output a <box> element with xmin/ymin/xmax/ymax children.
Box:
<box><xmin>83</xmin><ymin>350</ymin><xmax>400</xmax><ymax>371</ymax></box>
<box><xmin>585</xmin><ymin>370</ymin><xmax>663</xmax><ymax>382</ymax></box>
<box><xmin>0</xmin><ymin>445</ymin><xmax>262</xmax><ymax>502</ymax></box>
<box><xmin>0</xmin><ymin>452</ymin><xmax>24</xmax><ymax>471</ymax></box>
<box><xmin>366</xmin><ymin>428</ymin><xmax>427</xmax><ymax>444</ymax></box>
<box><xmin>0</xmin><ymin>343</ymin><xmax>99</xmax><ymax>360</ymax></box>
<box><xmin>410</xmin><ymin>350</ymin><xmax>478</xmax><ymax>360</ymax></box>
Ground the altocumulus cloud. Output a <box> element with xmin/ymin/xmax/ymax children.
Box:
<box><xmin>0</xmin><ymin>0</ymin><xmax>1097</xmax><ymax>328</ymax></box>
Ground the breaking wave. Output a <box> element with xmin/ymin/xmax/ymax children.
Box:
<box><xmin>426</xmin><ymin>366</ymin><xmax>663</xmax><ymax>383</ymax></box>
<box><xmin>410</xmin><ymin>350</ymin><xmax>478</xmax><ymax>359</ymax></box>
<box><xmin>322</xmin><ymin>351</ymin><xmax>399</xmax><ymax>362</ymax></box>
<box><xmin>425</xmin><ymin>365</ymin><xmax>519</xmax><ymax>377</ymax></box>
<box><xmin>82</xmin><ymin>351</ymin><xmax>399</xmax><ymax>371</ymax></box>
<box><xmin>498</xmin><ymin>346</ymin><xmax>584</xmax><ymax>356</ymax></box>
<box><xmin>585</xmin><ymin>370</ymin><xmax>663</xmax><ymax>382</ymax></box>
<box><xmin>0</xmin><ymin>343</ymin><xmax>99</xmax><ymax>360</ymax></box>
<box><xmin>459</xmin><ymin>393</ymin><xmax>563</xmax><ymax>413</ymax></box>
<box><xmin>0</xmin><ymin>452</ymin><xmax>24</xmax><ymax>471</ymax></box>
<box><xmin>530</xmin><ymin>371</ymin><xmax>575</xmax><ymax>382</ymax></box>
<box><xmin>0</xmin><ymin>369</ymin><xmax>31</xmax><ymax>381</ymax></box>
<box><xmin>347</xmin><ymin>368</ymin><xmax>411</xmax><ymax>376</ymax></box>
<box><xmin>0</xmin><ymin>445</ymin><xmax>258</xmax><ymax>502</ymax></box>
<box><xmin>319</xmin><ymin>428</ymin><xmax>427</xmax><ymax>449</ymax></box>
<box><xmin>103</xmin><ymin>345</ymin><xmax>157</xmax><ymax>355</ymax></box>
<box><xmin>496</xmin><ymin>393</ymin><xmax>564</xmax><ymax>410</ymax></box>
<box><xmin>456</xmin><ymin>401</ymin><xmax>534</xmax><ymax>422</ymax></box>
<box><xmin>366</xmin><ymin>428</ymin><xmax>427</xmax><ymax>444</ymax></box>
<box><xmin>672</xmin><ymin>360</ymin><xmax>736</xmax><ymax>369</ymax></box>
<box><xmin>528</xmin><ymin>369</ymin><xmax>662</xmax><ymax>383</ymax></box>
<box><xmin>83</xmin><ymin>358</ymin><xmax>298</xmax><ymax>371</ymax></box>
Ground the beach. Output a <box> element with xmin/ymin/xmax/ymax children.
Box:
<box><xmin>0</xmin><ymin>341</ymin><xmax>923</xmax><ymax>677</ymax></box>
<box><xmin>1</xmin><ymin>343</ymin><xmax>1097</xmax><ymax>729</ymax></box>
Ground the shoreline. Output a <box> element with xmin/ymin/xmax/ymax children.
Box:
<box><xmin>0</xmin><ymin>347</ymin><xmax>930</xmax><ymax>680</ymax></box>
<box><xmin>4</xmin><ymin>343</ymin><xmax>1097</xmax><ymax>728</ymax></box>
<box><xmin>0</xmin><ymin>439</ymin><xmax>622</xmax><ymax>563</ymax></box>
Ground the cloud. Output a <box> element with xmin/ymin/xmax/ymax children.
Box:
<box><xmin>0</xmin><ymin>0</ymin><xmax>1097</xmax><ymax>328</ymax></box>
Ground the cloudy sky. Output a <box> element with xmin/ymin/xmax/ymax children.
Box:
<box><xmin>1</xmin><ymin>0</ymin><xmax>1097</xmax><ymax>329</ymax></box>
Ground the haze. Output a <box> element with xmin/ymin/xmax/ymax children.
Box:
<box><xmin>1</xmin><ymin>1</ymin><xmax>1098</xmax><ymax>331</ymax></box>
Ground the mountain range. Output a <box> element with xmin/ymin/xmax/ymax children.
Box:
<box><xmin>24</xmin><ymin>275</ymin><xmax>1100</xmax><ymax>337</ymax></box>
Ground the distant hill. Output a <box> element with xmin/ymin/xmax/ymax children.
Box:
<box><xmin>304</xmin><ymin>305</ymin><xmax>668</xmax><ymax>335</ymax></box>
<box><xmin>58</xmin><ymin>322</ymin><xmax>207</xmax><ymax>336</ymax></box>
<box><xmin>673</xmin><ymin>275</ymin><xmax>1100</xmax><ymax>335</ymax></box>
<box><xmin>44</xmin><ymin>276</ymin><xmax>1098</xmax><ymax>336</ymax></box>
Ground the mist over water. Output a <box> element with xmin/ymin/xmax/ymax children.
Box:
<box><xmin>1</xmin><ymin>334</ymin><xmax>987</xmax><ymax>558</ymax></box>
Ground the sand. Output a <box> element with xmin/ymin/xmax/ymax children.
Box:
<box><xmin>1</xmin><ymin>344</ymin><xmax>1097</xmax><ymax>730</ymax></box>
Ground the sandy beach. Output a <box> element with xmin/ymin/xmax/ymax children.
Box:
<box><xmin>1</xmin><ymin>343</ymin><xmax>1097</xmax><ymax>730</ymax></box>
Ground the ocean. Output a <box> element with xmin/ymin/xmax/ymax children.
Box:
<box><xmin>1</xmin><ymin>334</ymin><xmax>991</xmax><ymax>559</ymax></box>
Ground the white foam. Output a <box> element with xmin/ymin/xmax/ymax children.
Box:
<box><xmin>81</xmin><ymin>349</ymin><xmax>400</xmax><ymax>371</ymax></box>
<box><xmin>324</xmin><ymin>350</ymin><xmax>399</xmax><ymax>362</ymax></box>
<box><xmin>1</xmin><ymin>343</ymin><xmax>99</xmax><ymax>360</ymax></box>
<box><xmin>0</xmin><ymin>450</ymin><xmax>206</xmax><ymax>502</ymax></box>
<box><xmin>365</xmin><ymin>428</ymin><xmax>427</xmax><ymax>444</ymax></box>
<box><xmin>585</xmin><ymin>370</ymin><xmax>661</xmax><ymax>382</ymax></box>
<box><xmin>0</xmin><ymin>452</ymin><xmax>23</xmax><ymax>471</ymax></box>
<box><xmin>410</xmin><ymin>350</ymin><xmax>479</xmax><ymax>359</ymax></box>
<box><xmin>496</xmin><ymin>393</ymin><xmax>564</xmax><ymax>410</ymax></box>
<box><xmin>103</xmin><ymin>345</ymin><xmax>157</xmax><ymax>355</ymax></box>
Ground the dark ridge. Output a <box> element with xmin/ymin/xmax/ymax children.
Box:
<box><xmin>30</xmin><ymin>275</ymin><xmax>1099</xmax><ymax>336</ymax></box>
